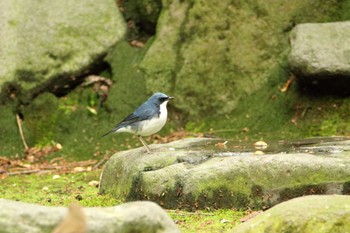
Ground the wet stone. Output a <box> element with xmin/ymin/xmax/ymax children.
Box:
<box><xmin>99</xmin><ymin>137</ymin><xmax>350</xmax><ymax>210</ymax></box>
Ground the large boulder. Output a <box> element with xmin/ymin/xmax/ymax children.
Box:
<box><xmin>0</xmin><ymin>199</ymin><xmax>180</xmax><ymax>233</ymax></box>
<box><xmin>0</xmin><ymin>0</ymin><xmax>126</xmax><ymax>102</ymax></box>
<box><xmin>289</xmin><ymin>21</ymin><xmax>350</xmax><ymax>77</ymax></box>
<box><xmin>105</xmin><ymin>0</ymin><xmax>346</xmax><ymax>118</ymax></box>
<box><xmin>289</xmin><ymin>21</ymin><xmax>350</xmax><ymax>94</ymax></box>
<box><xmin>99</xmin><ymin>138</ymin><xmax>350</xmax><ymax>210</ymax></box>
<box><xmin>232</xmin><ymin>195</ymin><xmax>350</xmax><ymax>233</ymax></box>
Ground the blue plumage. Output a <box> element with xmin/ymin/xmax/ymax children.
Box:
<box><xmin>102</xmin><ymin>92</ymin><xmax>174</xmax><ymax>153</ymax></box>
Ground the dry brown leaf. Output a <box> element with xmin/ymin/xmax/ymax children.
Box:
<box><xmin>215</xmin><ymin>141</ymin><xmax>228</xmax><ymax>148</ymax></box>
<box><xmin>279</xmin><ymin>74</ymin><xmax>295</xmax><ymax>92</ymax></box>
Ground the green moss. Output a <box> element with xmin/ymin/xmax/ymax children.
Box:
<box><xmin>104</xmin><ymin>41</ymin><xmax>150</xmax><ymax>119</ymax></box>
<box><xmin>168</xmin><ymin>208</ymin><xmax>245</xmax><ymax>233</ymax></box>
<box><xmin>121</xmin><ymin>0</ymin><xmax>162</xmax><ymax>40</ymax></box>
<box><xmin>17</xmin><ymin>86</ymin><xmax>145</xmax><ymax>161</ymax></box>
<box><xmin>143</xmin><ymin>0</ymin><xmax>333</xmax><ymax>117</ymax></box>
<box><xmin>22</xmin><ymin>93</ymin><xmax>61</xmax><ymax>147</ymax></box>
<box><xmin>278</xmin><ymin>184</ymin><xmax>327</xmax><ymax>202</ymax></box>
<box><xmin>0</xmin><ymin>171</ymin><xmax>119</xmax><ymax>207</ymax></box>
<box><xmin>233</xmin><ymin>195</ymin><xmax>350</xmax><ymax>233</ymax></box>
<box><xmin>0</xmin><ymin>105</ymin><xmax>23</xmax><ymax>156</ymax></box>
<box><xmin>136</xmin><ymin>0</ymin><xmax>350</xmax><ymax>140</ymax></box>
<box><xmin>0</xmin><ymin>171</ymin><xmax>246</xmax><ymax>233</ymax></box>
<box><xmin>342</xmin><ymin>182</ymin><xmax>350</xmax><ymax>194</ymax></box>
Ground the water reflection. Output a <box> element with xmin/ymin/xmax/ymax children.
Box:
<box><xmin>189</xmin><ymin>136</ymin><xmax>350</xmax><ymax>156</ymax></box>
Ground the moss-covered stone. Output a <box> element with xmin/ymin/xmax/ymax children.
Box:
<box><xmin>17</xmin><ymin>87</ymin><xmax>137</xmax><ymax>160</ymax></box>
<box><xmin>99</xmin><ymin>138</ymin><xmax>350</xmax><ymax>210</ymax></box>
<box><xmin>140</xmin><ymin>0</ymin><xmax>346</xmax><ymax>117</ymax></box>
<box><xmin>105</xmin><ymin>0</ymin><xmax>350</xmax><ymax>142</ymax></box>
<box><xmin>232</xmin><ymin>195</ymin><xmax>350</xmax><ymax>233</ymax></box>
<box><xmin>104</xmin><ymin>41</ymin><xmax>150</xmax><ymax>120</ymax></box>
<box><xmin>0</xmin><ymin>199</ymin><xmax>180</xmax><ymax>233</ymax></box>
<box><xmin>3</xmin><ymin>0</ymin><xmax>350</xmax><ymax>161</ymax></box>
<box><xmin>121</xmin><ymin>0</ymin><xmax>162</xmax><ymax>38</ymax></box>
<box><xmin>0</xmin><ymin>0</ymin><xmax>126</xmax><ymax>104</ymax></box>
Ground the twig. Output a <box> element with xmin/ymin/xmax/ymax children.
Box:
<box><xmin>204</xmin><ymin>129</ymin><xmax>238</xmax><ymax>134</ymax></box>
<box><xmin>7</xmin><ymin>170</ymin><xmax>55</xmax><ymax>176</ymax></box>
<box><xmin>40</xmin><ymin>160</ymin><xmax>97</xmax><ymax>170</ymax></box>
<box><xmin>93</xmin><ymin>155</ymin><xmax>109</xmax><ymax>170</ymax></box>
<box><xmin>16</xmin><ymin>114</ymin><xmax>28</xmax><ymax>150</ymax></box>
<box><xmin>166</xmin><ymin>210</ymin><xmax>214</xmax><ymax>216</ymax></box>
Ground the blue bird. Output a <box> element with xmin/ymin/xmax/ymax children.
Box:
<box><xmin>102</xmin><ymin>92</ymin><xmax>174</xmax><ymax>153</ymax></box>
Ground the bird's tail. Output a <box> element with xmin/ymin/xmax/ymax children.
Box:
<box><xmin>101</xmin><ymin>128</ymin><xmax>116</xmax><ymax>138</ymax></box>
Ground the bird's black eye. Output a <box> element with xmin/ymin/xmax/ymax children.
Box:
<box><xmin>159</xmin><ymin>97</ymin><xmax>168</xmax><ymax>102</ymax></box>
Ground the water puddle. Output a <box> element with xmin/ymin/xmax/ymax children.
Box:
<box><xmin>189</xmin><ymin>136</ymin><xmax>350</xmax><ymax>156</ymax></box>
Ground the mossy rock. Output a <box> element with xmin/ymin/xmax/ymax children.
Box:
<box><xmin>18</xmin><ymin>89</ymin><xmax>132</xmax><ymax>160</ymax></box>
<box><xmin>106</xmin><ymin>0</ymin><xmax>350</xmax><ymax>141</ymax></box>
<box><xmin>232</xmin><ymin>195</ymin><xmax>350</xmax><ymax>233</ymax></box>
<box><xmin>0</xmin><ymin>199</ymin><xmax>180</xmax><ymax>233</ymax></box>
<box><xmin>139</xmin><ymin>0</ymin><xmax>347</xmax><ymax>117</ymax></box>
<box><xmin>99</xmin><ymin>138</ymin><xmax>350</xmax><ymax>210</ymax></box>
<box><xmin>0</xmin><ymin>0</ymin><xmax>126</xmax><ymax>104</ymax></box>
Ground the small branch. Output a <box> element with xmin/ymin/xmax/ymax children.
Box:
<box><xmin>16</xmin><ymin>114</ymin><xmax>28</xmax><ymax>150</ymax></box>
<box><xmin>7</xmin><ymin>170</ymin><xmax>55</xmax><ymax>176</ymax></box>
<box><xmin>93</xmin><ymin>155</ymin><xmax>109</xmax><ymax>170</ymax></box>
<box><xmin>166</xmin><ymin>210</ymin><xmax>214</xmax><ymax>216</ymax></box>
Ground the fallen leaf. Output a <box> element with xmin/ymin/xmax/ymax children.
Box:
<box><xmin>221</xmin><ymin>219</ymin><xmax>229</xmax><ymax>223</ymax></box>
<box><xmin>254</xmin><ymin>150</ymin><xmax>265</xmax><ymax>155</ymax></box>
<box><xmin>73</xmin><ymin>167</ymin><xmax>86</xmax><ymax>172</ymax></box>
<box><xmin>254</xmin><ymin>141</ymin><xmax>268</xmax><ymax>150</ymax></box>
<box><xmin>55</xmin><ymin>143</ymin><xmax>63</xmax><ymax>150</ymax></box>
<box><xmin>130</xmin><ymin>40</ymin><xmax>145</xmax><ymax>48</ymax></box>
<box><xmin>215</xmin><ymin>141</ymin><xmax>228</xmax><ymax>148</ymax></box>
<box><xmin>53</xmin><ymin>175</ymin><xmax>61</xmax><ymax>180</ymax></box>
<box><xmin>86</xmin><ymin>106</ymin><xmax>97</xmax><ymax>115</ymax></box>
<box><xmin>279</xmin><ymin>74</ymin><xmax>295</xmax><ymax>92</ymax></box>
<box><xmin>291</xmin><ymin>117</ymin><xmax>298</xmax><ymax>125</ymax></box>
<box><xmin>242</xmin><ymin>127</ymin><xmax>250</xmax><ymax>132</ymax></box>
<box><xmin>88</xmin><ymin>180</ymin><xmax>99</xmax><ymax>187</ymax></box>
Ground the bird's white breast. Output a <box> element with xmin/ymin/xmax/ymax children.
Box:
<box><xmin>138</xmin><ymin>100</ymin><xmax>169</xmax><ymax>136</ymax></box>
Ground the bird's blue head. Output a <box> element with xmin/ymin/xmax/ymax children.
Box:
<box><xmin>148</xmin><ymin>92</ymin><xmax>174</xmax><ymax>106</ymax></box>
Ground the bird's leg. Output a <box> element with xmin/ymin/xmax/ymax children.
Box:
<box><xmin>138</xmin><ymin>136</ymin><xmax>151</xmax><ymax>153</ymax></box>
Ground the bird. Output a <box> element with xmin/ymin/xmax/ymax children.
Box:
<box><xmin>102</xmin><ymin>92</ymin><xmax>174</xmax><ymax>153</ymax></box>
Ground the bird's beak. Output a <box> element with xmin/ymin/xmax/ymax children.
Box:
<box><xmin>168</xmin><ymin>96</ymin><xmax>174</xmax><ymax>100</ymax></box>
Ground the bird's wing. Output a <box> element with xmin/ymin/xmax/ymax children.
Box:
<box><xmin>102</xmin><ymin>103</ymin><xmax>159</xmax><ymax>137</ymax></box>
<box><xmin>118</xmin><ymin>103</ymin><xmax>159</xmax><ymax>127</ymax></box>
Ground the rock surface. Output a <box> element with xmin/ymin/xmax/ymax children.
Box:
<box><xmin>289</xmin><ymin>21</ymin><xmax>350</xmax><ymax>77</ymax></box>
<box><xmin>99</xmin><ymin>137</ymin><xmax>350</xmax><ymax>210</ymax></box>
<box><xmin>105</xmin><ymin>0</ymin><xmax>346</xmax><ymax>118</ymax></box>
<box><xmin>0</xmin><ymin>0</ymin><xmax>126</xmax><ymax>102</ymax></box>
<box><xmin>0</xmin><ymin>199</ymin><xmax>180</xmax><ymax>233</ymax></box>
<box><xmin>232</xmin><ymin>195</ymin><xmax>350</xmax><ymax>233</ymax></box>
<box><xmin>289</xmin><ymin>21</ymin><xmax>350</xmax><ymax>94</ymax></box>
